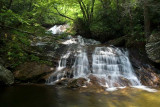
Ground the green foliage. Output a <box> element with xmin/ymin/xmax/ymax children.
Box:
<box><xmin>30</xmin><ymin>55</ymin><xmax>40</xmax><ymax>61</ymax></box>
<box><xmin>0</xmin><ymin>0</ymin><xmax>57</xmax><ymax>69</ymax></box>
<box><xmin>30</xmin><ymin>55</ymin><xmax>52</xmax><ymax>65</ymax></box>
<box><xmin>0</xmin><ymin>32</ymin><xmax>30</xmax><ymax>68</ymax></box>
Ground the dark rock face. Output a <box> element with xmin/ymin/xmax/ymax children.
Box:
<box><xmin>14</xmin><ymin>62</ymin><xmax>54</xmax><ymax>83</ymax></box>
<box><xmin>0</xmin><ymin>64</ymin><xmax>14</xmax><ymax>85</ymax></box>
<box><xmin>146</xmin><ymin>33</ymin><xmax>160</xmax><ymax>63</ymax></box>
<box><xmin>129</xmin><ymin>49</ymin><xmax>160</xmax><ymax>87</ymax></box>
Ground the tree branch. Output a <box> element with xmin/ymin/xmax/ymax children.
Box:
<box><xmin>53</xmin><ymin>6</ymin><xmax>74</xmax><ymax>20</ymax></box>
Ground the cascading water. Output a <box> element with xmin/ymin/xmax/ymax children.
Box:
<box><xmin>92</xmin><ymin>47</ymin><xmax>141</xmax><ymax>91</ymax></box>
<box><xmin>47</xmin><ymin>25</ymin><xmax>157</xmax><ymax>92</ymax></box>
<box><xmin>73</xmin><ymin>51</ymin><xmax>90</xmax><ymax>78</ymax></box>
<box><xmin>46</xmin><ymin>51</ymin><xmax>71</xmax><ymax>84</ymax></box>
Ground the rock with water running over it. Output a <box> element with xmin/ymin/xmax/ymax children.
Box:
<box><xmin>136</xmin><ymin>67</ymin><xmax>160</xmax><ymax>87</ymax></box>
<box><xmin>14</xmin><ymin>62</ymin><xmax>54</xmax><ymax>83</ymax></box>
<box><xmin>129</xmin><ymin>49</ymin><xmax>160</xmax><ymax>87</ymax></box>
<box><xmin>67</xmin><ymin>78</ymin><xmax>87</xmax><ymax>88</ymax></box>
<box><xmin>146</xmin><ymin>33</ymin><xmax>160</xmax><ymax>63</ymax></box>
<box><xmin>0</xmin><ymin>64</ymin><xmax>14</xmax><ymax>85</ymax></box>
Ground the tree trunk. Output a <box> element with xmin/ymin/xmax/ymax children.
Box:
<box><xmin>116</xmin><ymin>0</ymin><xmax>120</xmax><ymax>23</ymax></box>
<box><xmin>8</xmin><ymin>0</ymin><xmax>13</xmax><ymax>9</ymax></box>
<box><xmin>144</xmin><ymin>0</ymin><xmax>151</xmax><ymax>38</ymax></box>
<box><xmin>90</xmin><ymin>0</ymin><xmax>95</xmax><ymax>22</ymax></box>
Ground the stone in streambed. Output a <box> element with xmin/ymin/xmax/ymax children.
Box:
<box><xmin>67</xmin><ymin>78</ymin><xmax>87</xmax><ymax>88</ymax></box>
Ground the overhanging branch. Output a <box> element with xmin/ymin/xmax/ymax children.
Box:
<box><xmin>53</xmin><ymin>6</ymin><xmax>74</xmax><ymax>20</ymax></box>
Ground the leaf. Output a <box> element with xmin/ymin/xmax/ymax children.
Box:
<box><xmin>8</xmin><ymin>52</ymin><xmax>12</xmax><ymax>56</ymax></box>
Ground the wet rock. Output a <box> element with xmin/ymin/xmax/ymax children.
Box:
<box><xmin>0</xmin><ymin>64</ymin><xmax>14</xmax><ymax>85</ymax></box>
<box><xmin>135</xmin><ymin>67</ymin><xmax>160</xmax><ymax>87</ymax></box>
<box><xmin>67</xmin><ymin>78</ymin><xmax>87</xmax><ymax>88</ymax></box>
<box><xmin>14</xmin><ymin>62</ymin><xmax>54</xmax><ymax>83</ymax></box>
<box><xmin>88</xmin><ymin>74</ymin><xmax>105</xmax><ymax>86</ymax></box>
<box><xmin>118</xmin><ymin>77</ymin><xmax>132</xmax><ymax>86</ymax></box>
<box><xmin>146</xmin><ymin>33</ymin><xmax>160</xmax><ymax>63</ymax></box>
<box><xmin>55</xmin><ymin>78</ymin><xmax>70</xmax><ymax>86</ymax></box>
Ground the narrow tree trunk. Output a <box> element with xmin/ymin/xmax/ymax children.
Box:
<box><xmin>116</xmin><ymin>0</ymin><xmax>120</xmax><ymax>22</ymax></box>
<box><xmin>78</xmin><ymin>0</ymin><xmax>87</xmax><ymax>22</ymax></box>
<box><xmin>90</xmin><ymin>0</ymin><xmax>95</xmax><ymax>22</ymax></box>
<box><xmin>144</xmin><ymin>0</ymin><xmax>151</xmax><ymax>38</ymax></box>
<box><xmin>8</xmin><ymin>0</ymin><xmax>13</xmax><ymax>9</ymax></box>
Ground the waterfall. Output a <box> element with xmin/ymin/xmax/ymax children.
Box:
<box><xmin>73</xmin><ymin>51</ymin><xmax>90</xmax><ymax>78</ymax></box>
<box><xmin>46</xmin><ymin>25</ymin><xmax>157</xmax><ymax>92</ymax></box>
<box><xmin>46</xmin><ymin>51</ymin><xmax>71</xmax><ymax>84</ymax></box>
<box><xmin>92</xmin><ymin>47</ymin><xmax>141</xmax><ymax>91</ymax></box>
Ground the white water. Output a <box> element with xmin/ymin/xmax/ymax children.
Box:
<box><xmin>48</xmin><ymin>24</ymin><xmax>69</xmax><ymax>35</ymax></box>
<box><xmin>46</xmin><ymin>25</ymin><xmax>157</xmax><ymax>92</ymax></box>
<box><xmin>92</xmin><ymin>47</ymin><xmax>141</xmax><ymax>88</ymax></box>
<box><xmin>57</xmin><ymin>51</ymin><xmax>71</xmax><ymax>71</ymax></box>
<box><xmin>46</xmin><ymin>51</ymin><xmax>71</xmax><ymax>84</ymax></box>
<box><xmin>73</xmin><ymin>51</ymin><xmax>90</xmax><ymax>78</ymax></box>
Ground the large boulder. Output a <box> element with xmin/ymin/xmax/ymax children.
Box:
<box><xmin>14</xmin><ymin>62</ymin><xmax>54</xmax><ymax>83</ymax></box>
<box><xmin>146</xmin><ymin>33</ymin><xmax>160</xmax><ymax>63</ymax></box>
<box><xmin>0</xmin><ymin>64</ymin><xmax>14</xmax><ymax>85</ymax></box>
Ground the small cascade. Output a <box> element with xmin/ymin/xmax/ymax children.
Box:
<box><xmin>92</xmin><ymin>47</ymin><xmax>141</xmax><ymax>90</ymax></box>
<box><xmin>73</xmin><ymin>51</ymin><xmax>90</xmax><ymax>78</ymax></box>
<box><xmin>46</xmin><ymin>51</ymin><xmax>71</xmax><ymax>83</ymax></box>
<box><xmin>57</xmin><ymin>52</ymin><xmax>71</xmax><ymax>71</ymax></box>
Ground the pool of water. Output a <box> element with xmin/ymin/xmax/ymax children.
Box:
<box><xmin>0</xmin><ymin>85</ymin><xmax>160</xmax><ymax>107</ymax></box>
